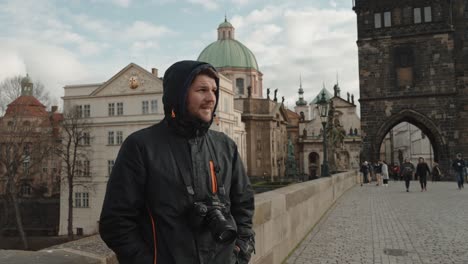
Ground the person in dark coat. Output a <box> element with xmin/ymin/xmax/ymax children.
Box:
<box><xmin>99</xmin><ymin>61</ymin><xmax>255</xmax><ymax>264</ymax></box>
<box><xmin>452</xmin><ymin>153</ymin><xmax>466</xmax><ymax>190</ymax></box>
<box><xmin>400</xmin><ymin>158</ymin><xmax>415</xmax><ymax>192</ymax></box>
<box><xmin>431</xmin><ymin>162</ymin><xmax>442</xmax><ymax>182</ymax></box>
<box><xmin>415</xmin><ymin>157</ymin><xmax>430</xmax><ymax>191</ymax></box>
<box><xmin>360</xmin><ymin>161</ymin><xmax>369</xmax><ymax>186</ymax></box>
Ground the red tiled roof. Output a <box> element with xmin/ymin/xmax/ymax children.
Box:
<box><xmin>5</xmin><ymin>96</ymin><xmax>48</xmax><ymax>117</ymax></box>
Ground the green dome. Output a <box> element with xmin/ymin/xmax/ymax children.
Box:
<box><xmin>198</xmin><ymin>39</ymin><xmax>259</xmax><ymax>71</ymax></box>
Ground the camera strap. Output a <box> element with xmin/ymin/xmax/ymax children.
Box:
<box><xmin>166</xmin><ymin>134</ymin><xmax>196</xmax><ymax>197</ymax></box>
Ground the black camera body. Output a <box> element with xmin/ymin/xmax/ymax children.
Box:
<box><xmin>191</xmin><ymin>198</ymin><xmax>237</xmax><ymax>245</ymax></box>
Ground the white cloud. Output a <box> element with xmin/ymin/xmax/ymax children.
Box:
<box><xmin>187</xmin><ymin>0</ymin><xmax>219</xmax><ymax>10</ymax></box>
<box><xmin>330</xmin><ymin>0</ymin><xmax>337</xmax><ymax>8</ymax></box>
<box><xmin>124</xmin><ymin>21</ymin><xmax>172</xmax><ymax>40</ymax></box>
<box><xmin>111</xmin><ymin>0</ymin><xmax>132</xmax><ymax>8</ymax></box>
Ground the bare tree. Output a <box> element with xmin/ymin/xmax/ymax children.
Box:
<box><xmin>0</xmin><ymin>75</ymin><xmax>56</xmax><ymax>115</ymax></box>
<box><xmin>56</xmin><ymin>106</ymin><xmax>92</xmax><ymax>240</ymax></box>
<box><xmin>0</xmin><ymin>111</ymin><xmax>58</xmax><ymax>249</ymax></box>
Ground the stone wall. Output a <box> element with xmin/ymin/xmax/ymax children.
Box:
<box><xmin>0</xmin><ymin>171</ymin><xmax>359</xmax><ymax>263</ymax></box>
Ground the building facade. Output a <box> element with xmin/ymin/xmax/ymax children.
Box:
<box><xmin>353</xmin><ymin>0</ymin><xmax>468</xmax><ymax>174</ymax></box>
<box><xmin>295</xmin><ymin>84</ymin><xmax>361</xmax><ymax>178</ymax></box>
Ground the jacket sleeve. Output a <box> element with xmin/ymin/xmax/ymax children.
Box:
<box><xmin>229</xmin><ymin>147</ymin><xmax>255</xmax><ymax>262</ymax></box>
<box><xmin>99</xmin><ymin>135</ymin><xmax>153</xmax><ymax>264</ymax></box>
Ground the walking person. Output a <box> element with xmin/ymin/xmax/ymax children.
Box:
<box><xmin>400</xmin><ymin>158</ymin><xmax>415</xmax><ymax>192</ymax></box>
<box><xmin>99</xmin><ymin>60</ymin><xmax>255</xmax><ymax>264</ymax></box>
<box><xmin>431</xmin><ymin>162</ymin><xmax>442</xmax><ymax>182</ymax></box>
<box><xmin>452</xmin><ymin>153</ymin><xmax>466</xmax><ymax>190</ymax></box>
<box><xmin>415</xmin><ymin>157</ymin><xmax>430</xmax><ymax>191</ymax></box>
<box><xmin>374</xmin><ymin>161</ymin><xmax>382</xmax><ymax>186</ymax></box>
<box><xmin>360</xmin><ymin>161</ymin><xmax>369</xmax><ymax>186</ymax></box>
<box><xmin>381</xmin><ymin>161</ymin><xmax>389</xmax><ymax>187</ymax></box>
<box><xmin>391</xmin><ymin>163</ymin><xmax>400</xmax><ymax>181</ymax></box>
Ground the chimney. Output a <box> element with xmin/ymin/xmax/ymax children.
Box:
<box><xmin>151</xmin><ymin>68</ymin><xmax>158</xmax><ymax>77</ymax></box>
<box><xmin>51</xmin><ymin>106</ymin><xmax>58</xmax><ymax>112</ymax></box>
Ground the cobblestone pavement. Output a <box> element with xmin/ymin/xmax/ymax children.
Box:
<box><xmin>286</xmin><ymin>181</ymin><xmax>468</xmax><ymax>264</ymax></box>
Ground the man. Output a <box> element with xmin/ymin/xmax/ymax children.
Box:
<box><xmin>374</xmin><ymin>161</ymin><xmax>382</xmax><ymax>186</ymax></box>
<box><xmin>360</xmin><ymin>161</ymin><xmax>369</xmax><ymax>186</ymax></box>
<box><xmin>400</xmin><ymin>158</ymin><xmax>415</xmax><ymax>192</ymax></box>
<box><xmin>452</xmin><ymin>153</ymin><xmax>466</xmax><ymax>190</ymax></box>
<box><xmin>415</xmin><ymin>157</ymin><xmax>430</xmax><ymax>192</ymax></box>
<box><xmin>99</xmin><ymin>60</ymin><xmax>255</xmax><ymax>264</ymax></box>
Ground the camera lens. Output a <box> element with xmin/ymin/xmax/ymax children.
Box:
<box><xmin>205</xmin><ymin>209</ymin><xmax>237</xmax><ymax>244</ymax></box>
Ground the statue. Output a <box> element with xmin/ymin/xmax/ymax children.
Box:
<box><xmin>347</xmin><ymin>92</ymin><xmax>350</xmax><ymax>102</ymax></box>
<box><xmin>349</xmin><ymin>127</ymin><xmax>353</xmax><ymax>136</ymax></box>
<box><xmin>354</xmin><ymin>128</ymin><xmax>358</xmax><ymax>135</ymax></box>
<box><xmin>267</xmin><ymin>88</ymin><xmax>270</xmax><ymax>99</ymax></box>
<box><xmin>302</xmin><ymin>128</ymin><xmax>308</xmax><ymax>138</ymax></box>
<box><xmin>282</xmin><ymin>96</ymin><xmax>285</xmax><ymax>104</ymax></box>
<box><xmin>247</xmin><ymin>86</ymin><xmax>252</xmax><ymax>97</ymax></box>
<box><xmin>285</xmin><ymin>138</ymin><xmax>298</xmax><ymax>178</ymax></box>
<box><xmin>351</xmin><ymin>94</ymin><xmax>354</xmax><ymax>104</ymax></box>
<box><xmin>274</xmin><ymin>89</ymin><xmax>278</xmax><ymax>102</ymax></box>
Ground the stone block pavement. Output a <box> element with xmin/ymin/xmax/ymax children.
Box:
<box><xmin>285</xmin><ymin>181</ymin><xmax>468</xmax><ymax>264</ymax></box>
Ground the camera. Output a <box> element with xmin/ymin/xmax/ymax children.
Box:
<box><xmin>192</xmin><ymin>198</ymin><xmax>237</xmax><ymax>245</ymax></box>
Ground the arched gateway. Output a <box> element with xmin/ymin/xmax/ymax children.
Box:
<box><xmin>353</xmin><ymin>0</ymin><xmax>468</xmax><ymax>175</ymax></box>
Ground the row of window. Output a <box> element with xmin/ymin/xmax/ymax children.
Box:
<box><xmin>78</xmin><ymin>131</ymin><xmax>124</xmax><ymax>146</ymax></box>
<box><xmin>374</xmin><ymin>6</ymin><xmax>432</xmax><ymax>29</ymax></box>
<box><xmin>76</xmin><ymin>99</ymin><xmax>159</xmax><ymax>118</ymax></box>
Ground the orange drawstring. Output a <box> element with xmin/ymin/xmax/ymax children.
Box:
<box><xmin>171</xmin><ymin>109</ymin><xmax>176</xmax><ymax>118</ymax></box>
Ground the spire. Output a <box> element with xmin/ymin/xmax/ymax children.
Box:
<box><xmin>296</xmin><ymin>75</ymin><xmax>307</xmax><ymax>106</ymax></box>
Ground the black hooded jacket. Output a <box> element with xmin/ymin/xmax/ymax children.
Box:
<box><xmin>99</xmin><ymin>61</ymin><xmax>255</xmax><ymax>264</ymax></box>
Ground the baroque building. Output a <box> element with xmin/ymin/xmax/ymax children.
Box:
<box><xmin>198</xmin><ymin>19</ymin><xmax>289</xmax><ymax>178</ymax></box>
<box><xmin>295</xmin><ymin>83</ymin><xmax>361</xmax><ymax>178</ymax></box>
<box><xmin>353</xmin><ymin>0</ymin><xmax>468</xmax><ymax>175</ymax></box>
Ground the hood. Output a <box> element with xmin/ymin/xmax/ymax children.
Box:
<box><xmin>163</xmin><ymin>60</ymin><xmax>220</xmax><ymax>121</ymax></box>
<box><xmin>162</xmin><ymin>60</ymin><xmax>220</xmax><ymax>138</ymax></box>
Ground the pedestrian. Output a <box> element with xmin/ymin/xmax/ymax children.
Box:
<box><xmin>381</xmin><ymin>161</ymin><xmax>389</xmax><ymax>187</ymax></box>
<box><xmin>415</xmin><ymin>157</ymin><xmax>430</xmax><ymax>191</ymax></box>
<box><xmin>99</xmin><ymin>60</ymin><xmax>255</xmax><ymax>264</ymax></box>
<box><xmin>369</xmin><ymin>162</ymin><xmax>375</xmax><ymax>183</ymax></box>
<box><xmin>400</xmin><ymin>158</ymin><xmax>415</xmax><ymax>192</ymax></box>
<box><xmin>452</xmin><ymin>153</ymin><xmax>466</xmax><ymax>190</ymax></box>
<box><xmin>360</xmin><ymin>161</ymin><xmax>369</xmax><ymax>186</ymax></box>
<box><xmin>431</xmin><ymin>162</ymin><xmax>442</xmax><ymax>182</ymax></box>
<box><xmin>374</xmin><ymin>161</ymin><xmax>382</xmax><ymax>186</ymax></box>
<box><xmin>391</xmin><ymin>163</ymin><xmax>400</xmax><ymax>181</ymax></box>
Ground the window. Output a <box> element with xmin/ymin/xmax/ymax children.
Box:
<box><xmin>151</xmin><ymin>100</ymin><xmax>158</xmax><ymax>113</ymax></box>
<box><xmin>76</xmin><ymin>105</ymin><xmax>83</xmax><ymax>118</ymax></box>
<box><xmin>236</xmin><ymin>78</ymin><xmax>245</xmax><ymax>95</ymax></box>
<box><xmin>116</xmin><ymin>131</ymin><xmax>123</xmax><ymax>145</ymax></box>
<box><xmin>394</xmin><ymin>47</ymin><xmax>414</xmax><ymax>88</ymax></box>
<box><xmin>76</xmin><ymin>160</ymin><xmax>83</xmax><ymax>177</ymax></box>
<box><xmin>84</xmin><ymin>105</ymin><xmax>90</xmax><ymax>118</ymax></box>
<box><xmin>142</xmin><ymin>101</ymin><xmax>149</xmax><ymax>114</ymax></box>
<box><xmin>20</xmin><ymin>183</ymin><xmax>32</xmax><ymax>196</ymax></box>
<box><xmin>82</xmin><ymin>132</ymin><xmax>90</xmax><ymax>146</ymax></box>
<box><xmin>424</xmin><ymin>7</ymin><xmax>432</xmax><ymax>22</ymax></box>
<box><xmin>414</xmin><ymin>8</ymin><xmax>422</xmax><ymax>23</ymax></box>
<box><xmin>83</xmin><ymin>160</ymin><xmax>90</xmax><ymax>177</ymax></box>
<box><xmin>42</xmin><ymin>165</ymin><xmax>48</xmax><ymax>173</ymax></box>
<box><xmin>374</xmin><ymin>13</ymin><xmax>382</xmax><ymax>28</ymax></box>
<box><xmin>384</xmin><ymin>11</ymin><xmax>391</xmax><ymax>27</ymax></box>
<box><xmin>108</xmin><ymin>131</ymin><xmax>115</xmax><ymax>145</ymax></box>
<box><xmin>74</xmin><ymin>192</ymin><xmax>89</xmax><ymax>208</ymax></box>
<box><xmin>23</xmin><ymin>160</ymin><xmax>30</xmax><ymax>175</ymax></box>
<box><xmin>117</xmin><ymin>102</ymin><xmax>123</xmax><ymax>116</ymax></box>
<box><xmin>108</xmin><ymin>160</ymin><xmax>115</xmax><ymax>176</ymax></box>
<box><xmin>108</xmin><ymin>103</ymin><xmax>115</xmax><ymax>116</ymax></box>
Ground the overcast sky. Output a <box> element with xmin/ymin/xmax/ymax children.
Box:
<box><xmin>0</xmin><ymin>0</ymin><xmax>359</xmax><ymax>110</ymax></box>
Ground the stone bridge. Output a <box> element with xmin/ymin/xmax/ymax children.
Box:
<box><xmin>3</xmin><ymin>172</ymin><xmax>467</xmax><ymax>263</ymax></box>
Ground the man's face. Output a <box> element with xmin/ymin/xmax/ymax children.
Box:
<box><xmin>186</xmin><ymin>74</ymin><xmax>217</xmax><ymax>123</ymax></box>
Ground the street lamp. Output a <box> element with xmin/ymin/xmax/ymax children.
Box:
<box><xmin>317</xmin><ymin>91</ymin><xmax>329</xmax><ymax>177</ymax></box>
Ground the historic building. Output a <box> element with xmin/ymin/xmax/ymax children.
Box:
<box><xmin>198</xmin><ymin>18</ymin><xmax>264</xmax><ymax>98</ymax></box>
<box><xmin>295</xmin><ymin>83</ymin><xmax>361</xmax><ymax>178</ymax></box>
<box><xmin>199</xmin><ymin>19</ymin><xmax>290</xmax><ymax>178</ymax></box>
<box><xmin>0</xmin><ymin>75</ymin><xmax>62</xmax><ymax>198</ymax></box>
<box><xmin>0</xmin><ymin>76</ymin><xmax>62</xmax><ymax>236</ymax></box>
<box><xmin>59</xmin><ymin>63</ymin><xmax>246</xmax><ymax>236</ymax></box>
<box><xmin>353</xmin><ymin>0</ymin><xmax>468</xmax><ymax>174</ymax></box>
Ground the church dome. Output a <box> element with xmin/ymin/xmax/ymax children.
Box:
<box><xmin>197</xmin><ymin>18</ymin><xmax>259</xmax><ymax>71</ymax></box>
